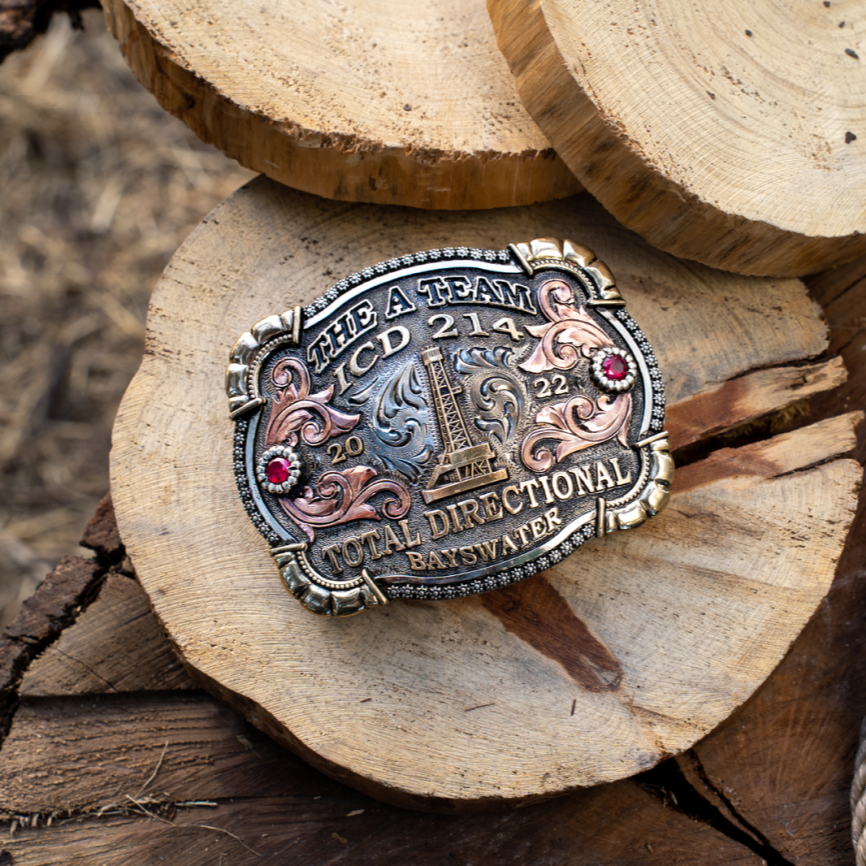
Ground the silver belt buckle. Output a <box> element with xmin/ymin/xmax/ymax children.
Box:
<box><xmin>226</xmin><ymin>238</ymin><xmax>673</xmax><ymax>616</ymax></box>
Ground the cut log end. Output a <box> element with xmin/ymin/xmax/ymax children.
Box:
<box><xmin>487</xmin><ymin>0</ymin><xmax>866</xmax><ymax>275</ymax></box>
<box><xmin>100</xmin><ymin>0</ymin><xmax>583</xmax><ymax>209</ymax></box>
<box><xmin>107</xmin><ymin>178</ymin><xmax>861</xmax><ymax>809</ymax></box>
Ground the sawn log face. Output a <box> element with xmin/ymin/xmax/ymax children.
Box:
<box><xmin>104</xmin><ymin>178</ymin><xmax>862</xmax><ymax>809</ymax></box>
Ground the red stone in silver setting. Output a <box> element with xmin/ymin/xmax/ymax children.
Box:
<box><xmin>591</xmin><ymin>347</ymin><xmax>637</xmax><ymax>393</ymax></box>
<box><xmin>256</xmin><ymin>445</ymin><xmax>303</xmax><ymax>494</ymax></box>
<box><xmin>602</xmin><ymin>354</ymin><xmax>628</xmax><ymax>380</ymax></box>
<box><xmin>266</xmin><ymin>457</ymin><xmax>292</xmax><ymax>485</ymax></box>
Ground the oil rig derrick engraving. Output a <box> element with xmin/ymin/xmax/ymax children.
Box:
<box><xmin>420</xmin><ymin>347</ymin><xmax>509</xmax><ymax>504</ymax></box>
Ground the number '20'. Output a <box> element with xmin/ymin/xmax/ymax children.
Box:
<box><xmin>327</xmin><ymin>436</ymin><xmax>365</xmax><ymax>465</ymax></box>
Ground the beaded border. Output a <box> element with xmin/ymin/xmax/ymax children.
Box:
<box><xmin>231</xmin><ymin>245</ymin><xmax>668</xmax><ymax>604</ymax></box>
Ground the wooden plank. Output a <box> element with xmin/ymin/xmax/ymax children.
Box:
<box><xmin>20</xmin><ymin>573</ymin><xmax>193</xmax><ymax>697</ymax></box>
<box><xmin>0</xmin><ymin>692</ymin><xmax>325</xmax><ymax>812</ymax></box>
<box><xmin>3</xmin><ymin>791</ymin><xmax>764</xmax><ymax>866</ymax></box>
<box><xmin>3</xmin><ymin>792</ymin><xmax>764</xmax><ymax>866</ymax></box>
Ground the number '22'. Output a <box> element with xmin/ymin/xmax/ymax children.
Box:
<box><xmin>533</xmin><ymin>375</ymin><xmax>568</xmax><ymax>399</ymax></box>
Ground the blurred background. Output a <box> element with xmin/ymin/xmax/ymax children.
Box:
<box><xmin>0</xmin><ymin>9</ymin><xmax>254</xmax><ymax>626</ymax></box>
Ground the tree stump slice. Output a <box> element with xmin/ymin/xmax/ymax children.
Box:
<box><xmin>3</xmin><ymin>256</ymin><xmax>866</xmax><ymax>863</ymax></box>
<box><xmin>487</xmin><ymin>0</ymin><xmax>866</xmax><ymax>277</ymax></box>
<box><xmin>99</xmin><ymin>0</ymin><xmax>582</xmax><ymax>210</ymax></box>
<box><xmin>108</xmin><ymin>177</ymin><xmax>861</xmax><ymax>810</ymax></box>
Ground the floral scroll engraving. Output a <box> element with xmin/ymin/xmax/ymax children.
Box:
<box><xmin>519</xmin><ymin>279</ymin><xmax>633</xmax><ymax>471</ymax></box>
<box><xmin>518</xmin><ymin>280</ymin><xmax>613</xmax><ymax>374</ymax></box>
<box><xmin>263</xmin><ymin>357</ymin><xmax>411</xmax><ymax>540</ymax></box>
<box><xmin>454</xmin><ymin>347</ymin><xmax>523</xmax><ymax>446</ymax></box>
<box><xmin>349</xmin><ymin>361</ymin><xmax>434</xmax><ymax>483</ymax></box>
<box><xmin>264</xmin><ymin>358</ymin><xmax>360</xmax><ymax>448</ymax></box>
<box><xmin>521</xmin><ymin>395</ymin><xmax>632</xmax><ymax>472</ymax></box>
<box><xmin>278</xmin><ymin>466</ymin><xmax>411</xmax><ymax>542</ymax></box>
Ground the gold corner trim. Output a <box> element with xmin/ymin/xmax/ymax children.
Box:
<box><xmin>228</xmin><ymin>396</ymin><xmax>266</xmax><ymax>420</ymax></box>
<box><xmin>510</xmin><ymin>237</ymin><xmax>624</xmax><ymax>305</ymax></box>
<box><xmin>270</xmin><ymin>542</ymin><xmax>307</xmax><ymax>555</ymax></box>
<box><xmin>508</xmin><ymin>242</ymin><xmax>533</xmax><ymax>276</ymax></box>
<box><xmin>291</xmin><ymin>305</ymin><xmax>302</xmax><ymax>345</ymax></box>
<box><xmin>225</xmin><ymin>307</ymin><xmax>305</xmax><ymax>419</ymax></box>
<box><xmin>635</xmin><ymin>431</ymin><xmax>669</xmax><ymax>449</ymax></box>
<box><xmin>270</xmin><ymin>544</ymin><xmax>388</xmax><ymax>617</ymax></box>
<box><xmin>596</xmin><ymin>497</ymin><xmax>607</xmax><ymax>538</ymax></box>
<box><xmin>362</xmin><ymin>569</ymin><xmax>390</xmax><ymax>606</ymax></box>
<box><xmin>610</xmin><ymin>432</ymin><xmax>674</xmax><ymax>532</ymax></box>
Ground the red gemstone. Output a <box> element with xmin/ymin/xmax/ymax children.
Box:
<box><xmin>602</xmin><ymin>354</ymin><xmax>628</xmax><ymax>380</ymax></box>
<box><xmin>266</xmin><ymin>457</ymin><xmax>291</xmax><ymax>485</ymax></box>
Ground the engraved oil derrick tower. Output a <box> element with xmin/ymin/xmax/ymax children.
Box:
<box><xmin>420</xmin><ymin>347</ymin><xmax>508</xmax><ymax>504</ymax></box>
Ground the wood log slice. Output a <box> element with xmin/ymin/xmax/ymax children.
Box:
<box><xmin>6</xmin><ymin>390</ymin><xmax>866</xmax><ymax>866</ymax></box>
<box><xmin>486</xmin><ymin>0</ymin><xmax>866</xmax><ymax>277</ymax></box>
<box><xmin>99</xmin><ymin>0</ymin><xmax>582</xmax><ymax>210</ymax></box>
<box><xmin>109</xmin><ymin>176</ymin><xmax>861</xmax><ymax>811</ymax></box>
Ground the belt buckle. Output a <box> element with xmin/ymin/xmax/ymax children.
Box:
<box><xmin>226</xmin><ymin>238</ymin><xmax>673</xmax><ymax>616</ymax></box>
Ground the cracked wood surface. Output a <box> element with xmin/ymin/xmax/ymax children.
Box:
<box><xmin>666</xmin><ymin>356</ymin><xmax>847</xmax><ymax>452</ymax></box>
<box><xmin>19</xmin><ymin>573</ymin><xmax>193</xmax><ymax>697</ymax></box>
<box><xmin>0</xmin><ymin>555</ymin><xmax>101</xmax><ymax>740</ymax></box>
<box><xmin>104</xmin><ymin>177</ymin><xmax>862</xmax><ymax>810</ymax></box>
<box><xmin>3</xmin><ymin>235</ymin><xmax>866</xmax><ymax>864</ymax></box>
<box><xmin>487</xmin><ymin>0</ymin><xmax>866</xmax><ymax>277</ymax></box>
<box><xmin>99</xmin><ymin>0</ymin><xmax>582</xmax><ymax>210</ymax></box>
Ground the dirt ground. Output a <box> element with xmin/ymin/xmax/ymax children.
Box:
<box><xmin>0</xmin><ymin>9</ymin><xmax>254</xmax><ymax>626</ymax></box>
